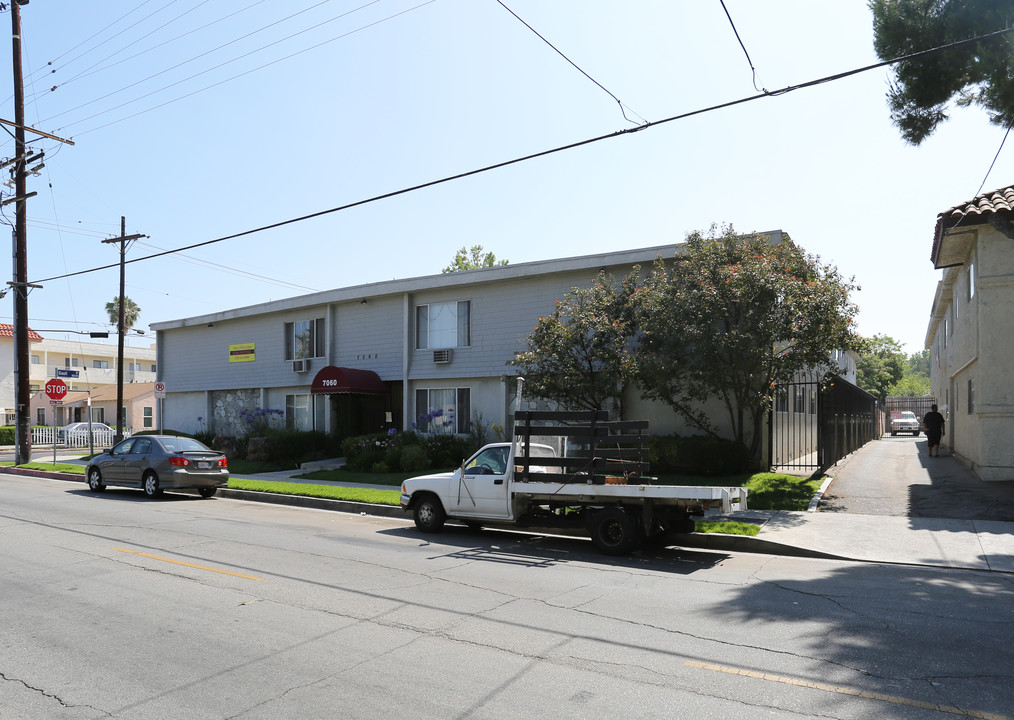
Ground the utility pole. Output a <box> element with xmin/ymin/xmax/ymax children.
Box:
<box><xmin>10</xmin><ymin>0</ymin><xmax>30</xmax><ymax>464</ymax></box>
<box><xmin>102</xmin><ymin>219</ymin><xmax>145</xmax><ymax>444</ymax></box>
<box><xmin>5</xmin><ymin>2</ymin><xmax>74</xmax><ymax>464</ymax></box>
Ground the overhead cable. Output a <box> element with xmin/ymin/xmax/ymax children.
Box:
<box><xmin>29</xmin><ymin>24</ymin><xmax>1014</xmax><ymax>286</ymax></box>
<box><xmin>494</xmin><ymin>0</ymin><xmax>647</xmax><ymax>126</ymax></box>
<box><xmin>719</xmin><ymin>0</ymin><xmax>763</xmax><ymax>93</ymax></box>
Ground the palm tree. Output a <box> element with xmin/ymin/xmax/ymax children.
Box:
<box><xmin>105</xmin><ymin>296</ymin><xmax>140</xmax><ymax>330</ymax></box>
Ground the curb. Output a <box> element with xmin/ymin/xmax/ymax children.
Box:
<box><xmin>216</xmin><ymin>488</ymin><xmax>405</xmax><ymax>518</ymax></box>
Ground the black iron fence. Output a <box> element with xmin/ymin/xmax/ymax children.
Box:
<box><xmin>769</xmin><ymin>373</ymin><xmax>877</xmax><ymax>474</ymax></box>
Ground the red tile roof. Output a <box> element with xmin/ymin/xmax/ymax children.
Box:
<box><xmin>0</xmin><ymin>323</ymin><xmax>43</xmax><ymax>341</ymax></box>
<box><xmin>932</xmin><ymin>184</ymin><xmax>1014</xmax><ymax>266</ymax></box>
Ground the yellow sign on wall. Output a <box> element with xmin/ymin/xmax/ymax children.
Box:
<box><xmin>229</xmin><ymin>343</ymin><xmax>255</xmax><ymax>363</ymax></box>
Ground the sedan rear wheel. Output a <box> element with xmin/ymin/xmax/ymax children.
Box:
<box><xmin>198</xmin><ymin>487</ymin><xmax>217</xmax><ymax>498</ymax></box>
<box><xmin>87</xmin><ymin>468</ymin><xmax>105</xmax><ymax>493</ymax></box>
<box><xmin>142</xmin><ymin>472</ymin><xmax>162</xmax><ymax>498</ymax></box>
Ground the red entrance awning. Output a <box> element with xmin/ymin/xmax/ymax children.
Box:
<box><xmin>310</xmin><ymin>366</ymin><xmax>387</xmax><ymax>395</ymax></box>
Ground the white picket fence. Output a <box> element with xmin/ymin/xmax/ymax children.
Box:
<box><xmin>32</xmin><ymin>427</ymin><xmax>135</xmax><ymax>449</ymax></box>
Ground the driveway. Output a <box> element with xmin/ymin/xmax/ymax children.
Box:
<box><xmin>821</xmin><ymin>435</ymin><xmax>1014</xmax><ymax>521</ymax></box>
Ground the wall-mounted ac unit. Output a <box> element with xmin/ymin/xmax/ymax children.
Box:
<box><xmin>292</xmin><ymin>359</ymin><xmax>310</xmax><ymax>373</ymax></box>
<box><xmin>433</xmin><ymin>349</ymin><xmax>453</xmax><ymax>364</ymax></box>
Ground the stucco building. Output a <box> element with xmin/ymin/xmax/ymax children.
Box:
<box><xmin>153</xmin><ymin>240</ymin><xmax>814</xmax><ymax>446</ymax></box>
<box><xmin>926</xmin><ymin>185</ymin><xmax>1014</xmax><ymax>481</ymax></box>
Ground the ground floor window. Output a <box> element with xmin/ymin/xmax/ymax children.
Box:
<box><xmin>286</xmin><ymin>393</ymin><xmax>326</xmax><ymax>431</ymax></box>
<box><xmin>36</xmin><ymin>407</ymin><xmax>45</xmax><ymax>425</ymax></box>
<box><xmin>414</xmin><ymin>388</ymin><xmax>470</xmax><ymax>434</ymax></box>
<box><xmin>143</xmin><ymin>406</ymin><xmax>153</xmax><ymax>428</ymax></box>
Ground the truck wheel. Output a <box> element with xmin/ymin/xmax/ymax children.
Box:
<box><xmin>588</xmin><ymin>506</ymin><xmax>641</xmax><ymax>555</ymax></box>
<box><xmin>413</xmin><ymin>494</ymin><xmax>446</xmax><ymax>533</ymax></box>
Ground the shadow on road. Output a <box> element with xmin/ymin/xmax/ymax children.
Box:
<box><xmin>378</xmin><ymin>524</ymin><xmax>731</xmax><ymax>575</ymax></box>
<box><xmin>721</xmin><ymin>561</ymin><xmax>1014</xmax><ymax>719</ymax></box>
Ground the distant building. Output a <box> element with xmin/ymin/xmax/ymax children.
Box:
<box><xmin>24</xmin><ymin>337</ymin><xmax>157</xmax><ymax>427</ymax></box>
<box><xmin>926</xmin><ymin>184</ymin><xmax>1014</xmax><ymax>481</ymax></box>
<box><xmin>29</xmin><ymin>381</ymin><xmax>158</xmax><ymax>432</ymax></box>
<box><xmin>0</xmin><ymin>323</ymin><xmax>43</xmax><ymax>424</ymax></box>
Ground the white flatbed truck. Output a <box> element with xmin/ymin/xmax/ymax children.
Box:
<box><xmin>400</xmin><ymin>387</ymin><xmax>748</xmax><ymax>555</ymax></box>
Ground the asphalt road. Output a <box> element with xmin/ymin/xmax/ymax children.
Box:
<box><xmin>2</xmin><ymin>473</ymin><xmax>1013</xmax><ymax>719</ymax></box>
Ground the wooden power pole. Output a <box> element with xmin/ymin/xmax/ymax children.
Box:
<box><xmin>102</xmin><ymin>219</ymin><xmax>145</xmax><ymax>444</ymax></box>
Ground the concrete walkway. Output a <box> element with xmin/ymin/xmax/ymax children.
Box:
<box><xmin>692</xmin><ymin>435</ymin><xmax>1014</xmax><ymax>571</ymax></box>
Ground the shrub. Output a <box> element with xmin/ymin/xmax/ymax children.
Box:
<box><xmin>424</xmin><ymin>434</ymin><xmax>473</xmax><ymax>468</ymax></box>
<box><xmin>677</xmin><ymin>435</ymin><xmax>754</xmax><ymax>476</ymax></box>
<box><xmin>264</xmin><ymin>429</ymin><xmax>330</xmax><ymax>465</ymax></box>
<box><xmin>649</xmin><ymin>434</ymin><xmax>681</xmax><ymax>473</ymax></box>
<box><xmin>371</xmin><ymin>460</ymin><xmax>391</xmax><ymax>473</ymax></box>
<box><xmin>399</xmin><ymin>444</ymin><xmax>430</xmax><ymax>472</ymax></box>
<box><xmin>0</xmin><ymin>426</ymin><xmax>16</xmax><ymax>445</ymax></box>
<box><xmin>341</xmin><ymin>433</ymin><xmax>390</xmax><ymax>473</ymax></box>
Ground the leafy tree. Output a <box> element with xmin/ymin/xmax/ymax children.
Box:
<box><xmin>635</xmin><ymin>225</ymin><xmax>863</xmax><ymax>459</ymax></box>
<box><xmin>508</xmin><ymin>273</ymin><xmax>636</xmax><ymax>416</ymax></box>
<box><xmin>105</xmin><ymin>296</ymin><xmax>140</xmax><ymax>330</ymax></box>
<box><xmin>442</xmin><ymin>245</ymin><xmax>508</xmax><ymax>273</ymax></box>
<box><xmin>888</xmin><ymin>347</ymin><xmax>932</xmax><ymax>396</ymax></box>
<box><xmin>856</xmin><ymin>334</ymin><xmax>905</xmax><ymax>401</ymax></box>
<box><xmin>871</xmin><ymin>0</ymin><xmax>1014</xmax><ymax>144</ymax></box>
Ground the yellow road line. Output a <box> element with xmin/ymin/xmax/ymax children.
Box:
<box><xmin>685</xmin><ymin>661</ymin><xmax>1010</xmax><ymax>720</ymax></box>
<box><xmin>114</xmin><ymin>548</ymin><xmax>263</xmax><ymax>581</ymax></box>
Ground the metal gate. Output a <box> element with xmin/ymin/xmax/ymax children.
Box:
<box><xmin>769</xmin><ymin>373</ymin><xmax>877</xmax><ymax>474</ymax></box>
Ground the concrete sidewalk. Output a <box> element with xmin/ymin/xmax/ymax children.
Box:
<box><xmin>686</xmin><ymin>436</ymin><xmax>1014</xmax><ymax>572</ymax></box>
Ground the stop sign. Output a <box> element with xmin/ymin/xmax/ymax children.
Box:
<box><xmin>45</xmin><ymin>378</ymin><xmax>68</xmax><ymax>400</ymax></box>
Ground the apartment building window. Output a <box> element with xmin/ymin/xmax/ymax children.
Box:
<box><xmin>774</xmin><ymin>386</ymin><xmax>788</xmax><ymax>413</ymax></box>
<box><xmin>95</xmin><ymin>408</ymin><xmax>105</xmax><ymax>423</ymax></box>
<box><xmin>968</xmin><ymin>263</ymin><xmax>975</xmax><ymax>300</ymax></box>
<box><xmin>808</xmin><ymin>388</ymin><xmax>817</xmax><ymax>415</ymax></box>
<box><xmin>143</xmin><ymin>407</ymin><xmax>153</xmax><ymax>428</ymax></box>
<box><xmin>93</xmin><ymin>360</ymin><xmax>109</xmax><ymax>369</ymax></box>
<box><xmin>284</xmin><ymin>318</ymin><xmax>325</xmax><ymax>360</ymax></box>
<box><xmin>150</xmin><ymin>364</ymin><xmax>157</xmax><ymax>372</ymax></box>
<box><xmin>285</xmin><ymin>393</ymin><xmax>325</xmax><ymax>431</ymax></box>
<box><xmin>415</xmin><ymin>388</ymin><xmax>470</xmax><ymax>434</ymax></box>
<box><xmin>31</xmin><ymin>354</ymin><xmax>39</xmax><ymax>364</ymax></box>
<box><xmin>793</xmin><ymin>387</ymin><xmax>806</xmax><ymax>414</ymax></box>
<box><xmin>416</xmin><ymin>301</ymin><xmax>470</xmax><ymax>349</ymax></box>
<box><xmin>64</xmin><ymin>357</ymin><xmax>79</xmax><ymax>367</ymax></box>
<box><xmin>968</xmin><ymin>379</ymin><xmax>975</xmax><ymax>414</ymax></box>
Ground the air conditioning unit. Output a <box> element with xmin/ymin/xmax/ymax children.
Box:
<box><xmin>292</xmin><ymin>359</ymin><xmax>310</xmax><ymax>373</ymax></box>
<box><xmin>433</xmin><ymin>349</ymin><xmax>453</xmax><ymax>364</ymax></box>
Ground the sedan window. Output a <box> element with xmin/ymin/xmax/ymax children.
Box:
<box><xmin>112</xmin><ymin>439</ymin><xmax>135</xmax><ymax>456</ymax></box>
<box><xmin>132</xmin><ymin>438</ymin><xmax>152</xmax><ymax>454</ymax></box>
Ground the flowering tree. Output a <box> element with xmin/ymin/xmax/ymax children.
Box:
<box><xmin>508</xmin><ymin>272</ymin><xmax>637</xmax><ymax>416</ymax></box>
<box><xmin>635</xmin><ymin>225</ymin><xmax>863</xmax><ymax>458</ymax></box>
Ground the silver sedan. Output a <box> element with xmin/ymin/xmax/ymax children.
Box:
<box><xmin>85</xmin><ymin>435</ymin><xmax>229</xmax><ymax>498</ymax></box>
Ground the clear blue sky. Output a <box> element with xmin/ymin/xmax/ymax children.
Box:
<box><xmin>2</xmin><ymin>1</ymin><xmax>1011</xmax><ymax>354</ymax></box>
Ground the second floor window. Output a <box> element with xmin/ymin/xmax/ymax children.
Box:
<box><xmin>285</xmin><ymin>318</ymin><xmax>326</xmax><ymax>360</ymax></box>
<box><xmin>416</xmin><ymin>301</ymin><xmax>470</xmax><ymax>349</ymax></box>
<box><xmin>93</xmin><ymin>360</ymin><xmax>109</xmax><ymax>369</ymax></box>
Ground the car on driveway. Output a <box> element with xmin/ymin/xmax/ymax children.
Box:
<box><xmin>891</xmin><ymin>411</ymin><xmax>921</xmax><ymax>436</ymax></box>
<box><xmin>85</xmin><ymin>435</ymin><xmax>229</xmax><ymax>498</ymax></box>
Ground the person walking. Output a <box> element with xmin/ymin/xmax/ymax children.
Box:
<box><xmin>923</xmin><ymin>404</ymin><xmax>946</xmax><ymax>457</ymax></box>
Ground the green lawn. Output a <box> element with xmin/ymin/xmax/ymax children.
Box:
<box><xmin>294</xmin><ymin>467</ymin><xmax>455</xmax><ymax>487</ymax></box>
<box><xmin>229</xmin><ymin>478</ymin><xmax>400</xmax><ymax>506</ymax></box>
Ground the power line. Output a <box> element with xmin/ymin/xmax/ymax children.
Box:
<box><xmin>42</xmin><ymin>0</ymin><xmax>416</xmax><ymax>137</ymax></box>
<box><xmin>719</xmin><ymin>0</ymin><xmax>763</xmax><ymax>93</ymax></box>
<box><xmin>494</xmin><ymin>0</ymin><xmax>647</xmax><ymax>126</ymax></box>
<box><xmin>29</xmin><ymin>24</ymin><xmax>1014</xmax><ymax>286</ymax></box>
